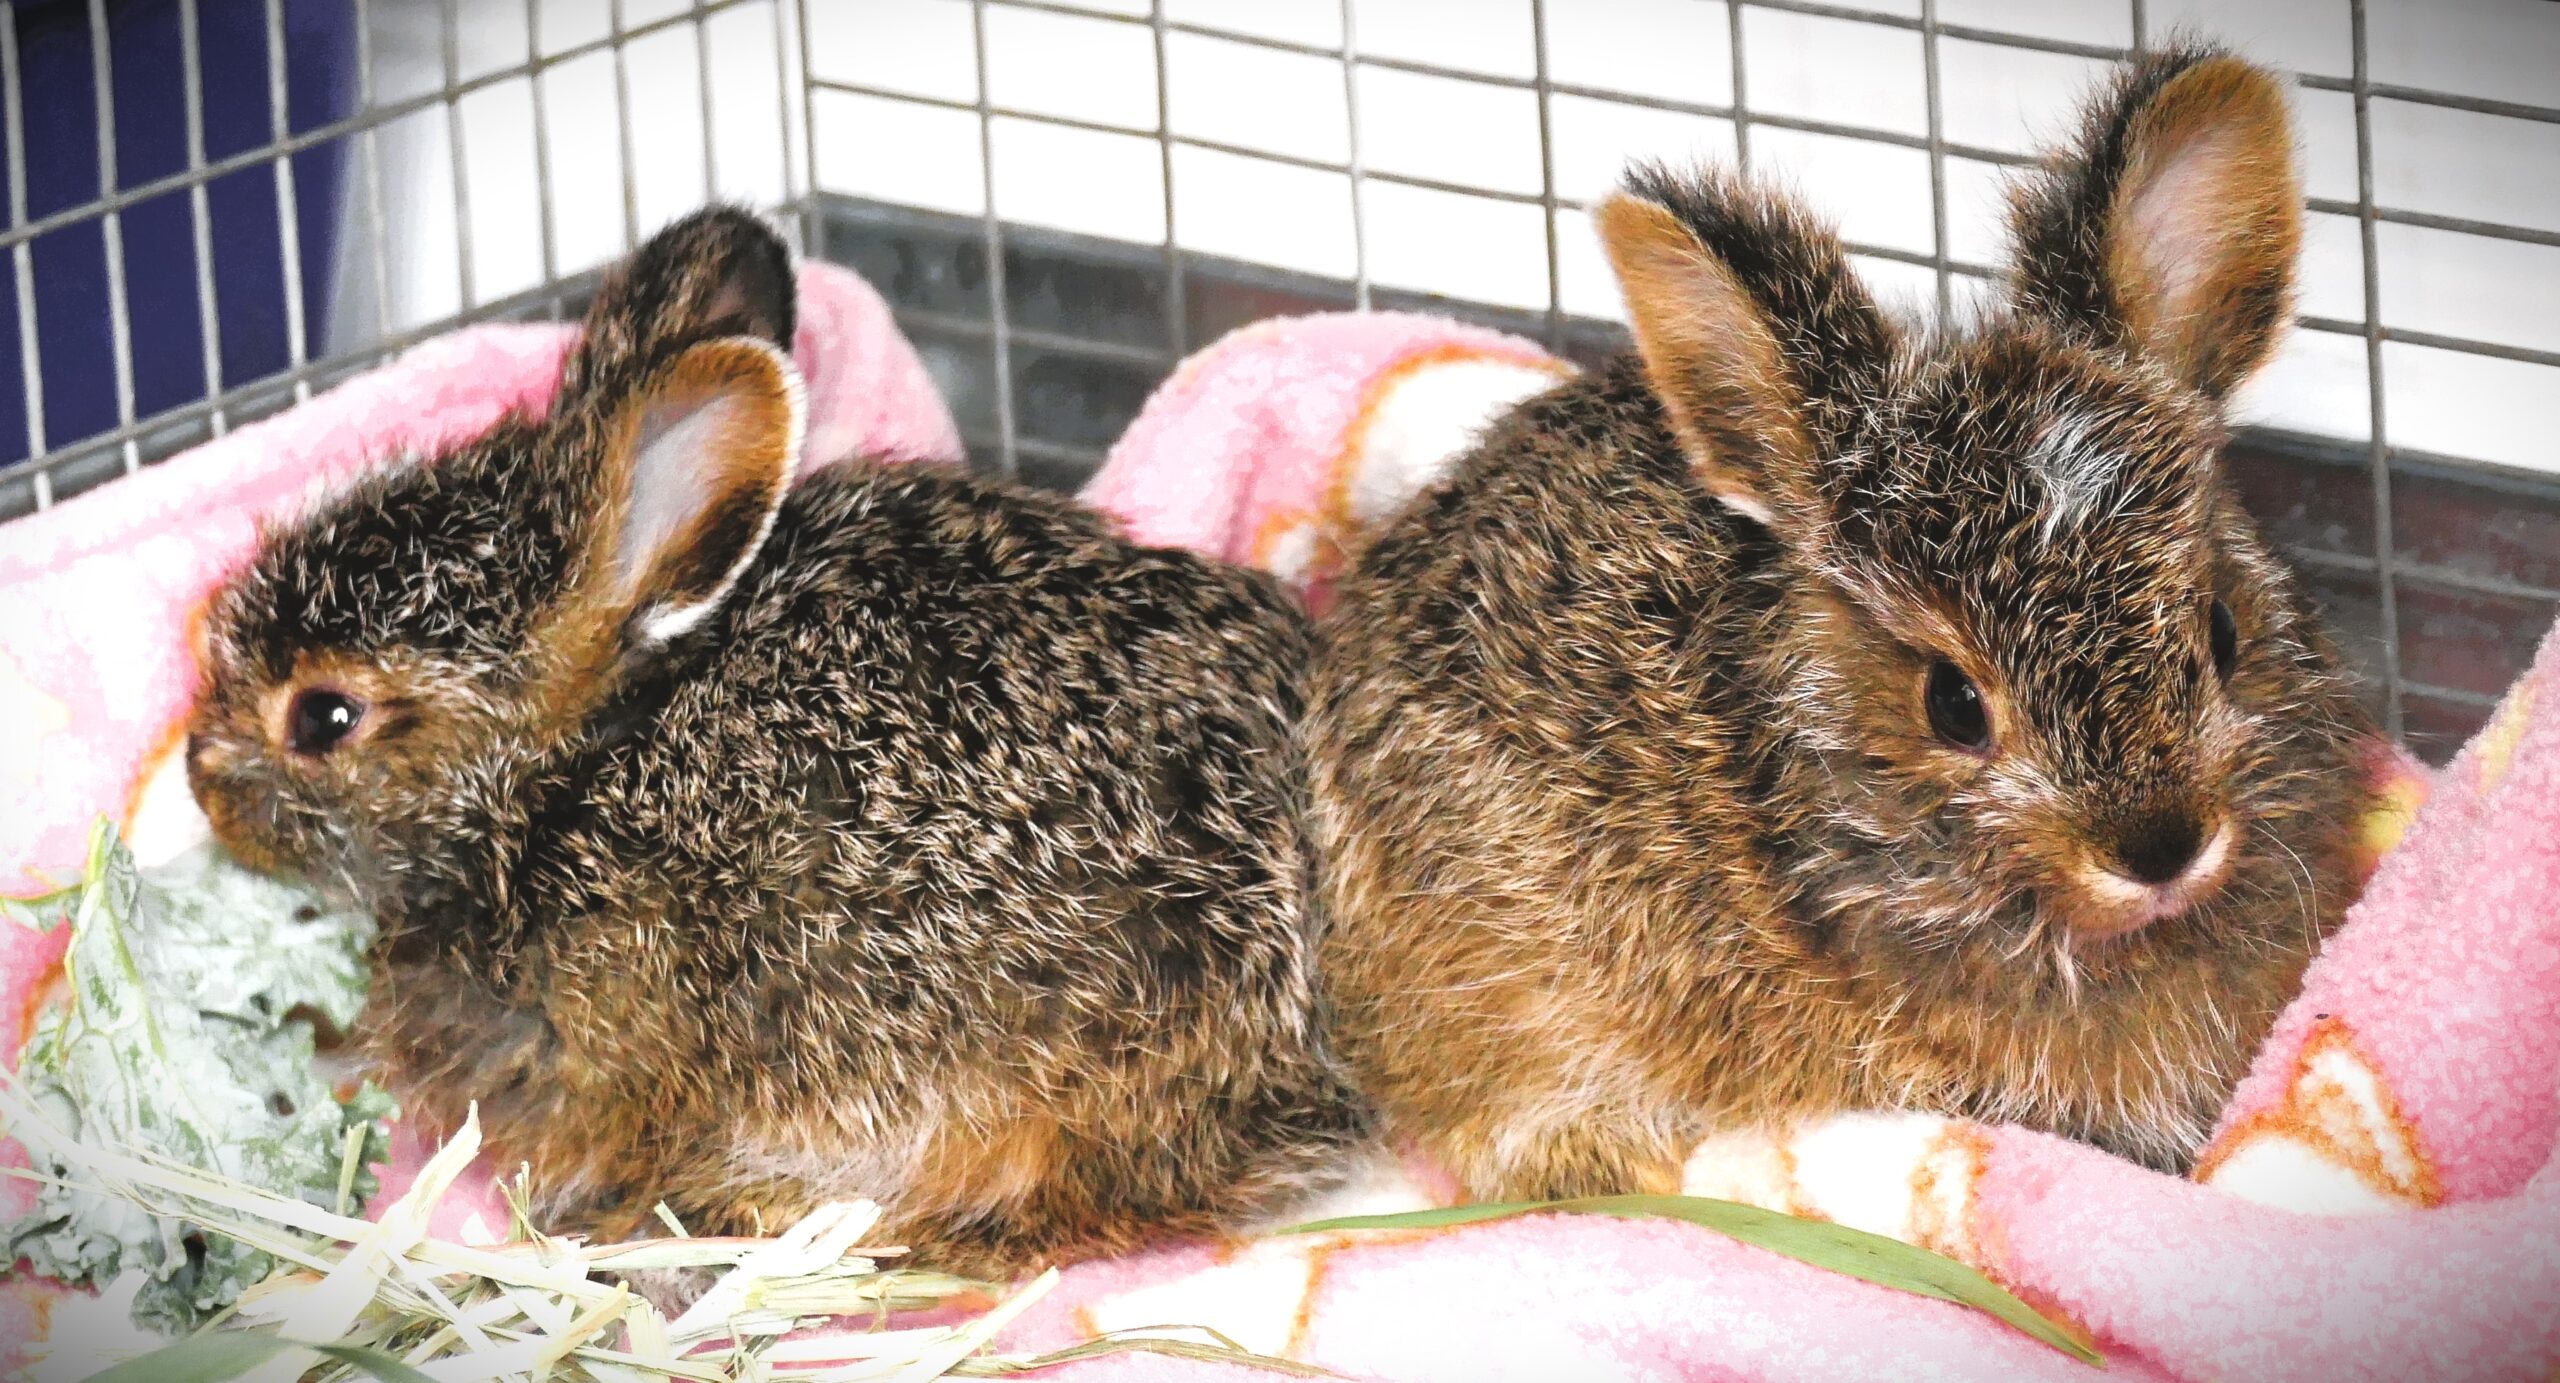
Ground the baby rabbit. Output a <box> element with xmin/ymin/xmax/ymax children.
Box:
<box><xmin>1309</xmin><ymin>46</ymin><xmax>2377</xmax><ymax>1193</ymax></box>
<box><xmin>187</xmin><ymin>208</ymin><xmax>1364</xmax><ymax>1276</ymax></box>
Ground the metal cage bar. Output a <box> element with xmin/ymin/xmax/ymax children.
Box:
<box><xmin>525</xmin><ymin>0</ymin><xmax>562</xmax><ymax>316</ymax></box>
<box><xmin>969</xmin><ymin>0</ymin><xmax>1018</xmax><ymax>479</ymax></box>
<box><xmin>2</xmin><ymin>8</ymin><xmax>44</xmax><ymax>491</ymax></box>
<box><xmin>351</xmin><ymin>0</ymin><xmax>394</xmax><ymax>347</ymax></box>
<box><xmin>84</xmin><ymin>0</ymin><xmax>138</xmax><ymax>474</ymax></box>
<box><xmin>1146</xmin><ymin>0</ymin><xmax>1186</xmax><ymax>361</ymax></box>
<box><xmin>2347</xmin><ymin>0</ymin><xmax>2406</xmax><ymax>735</ymax></box>
<box><xmin>1340</xmin><ymin>0</ymin><xmax>1371</xmax><ymax>310</ymax></box>
<box><xmin>696</xmin><ymin>0</ymin><xmax>721</xmax><ymax>203</ymax></box>
<box><xmin>1528</xmin><ymin>0</ymin><xmax>1565</xmax><ymax>353</ymax></box>
<box><xmin>610</xmin><ymin>0</ymin><xmax>641</xmax><ymax>252</ymax></box>
<box><xmin>1727</xmin><ymin>0</ymin><xmax>1752</xmax><ymax>174</ymax></box>
<box><xmin>1918</xmin><ymin>0</ymin><xmax>1952</xmax><ymax>324</ymax></box>
<box><xmin>264</xmin><ymin>0</ymin><xmax>312</xmax><ymax>408</ymax></box>
<box><xmin>437</xmin><ymin>0</ymin><xmax>476</xmax><ymax>315</ymax></box>
<box><xmin>177</xmin><ymin>0</ymin><xmax>226</xmax><ymax>439</ymax></box>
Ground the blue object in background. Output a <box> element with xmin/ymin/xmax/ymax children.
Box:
<box><xmin>0</xmin><ymin>0</ymin><xmax>355</xmax><ymax>473</ymax></box>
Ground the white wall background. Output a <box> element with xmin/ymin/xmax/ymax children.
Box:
<box><xmin>344</xmin><ymin>0</ymin><xmax>2560</xmax><ymax>475</ymax></box>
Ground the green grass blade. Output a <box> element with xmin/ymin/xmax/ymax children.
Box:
<box><xmin>77</xmin><ymin>1333</ymin><xmax>440</xmax><ymax>1383</ymax></box>
<box><xmin>308</xmin><ymin>1342</ymin><xmax>444</xmax><ymax>1383</ymax></box>
<box><xmin>80</xmin><ymin>1330</ymin><xmax>295</xmax><ymax>1383</ymax></box>
<box><xmin>1283</xmin><ymin>1199</ymin><xmax>1558</xmax><ymax>1235</ymax></box>
<box><xmin>1278</xmin><ymin>1194</ymin><xmax>2100</xmax><ymax>1366</ymax></box>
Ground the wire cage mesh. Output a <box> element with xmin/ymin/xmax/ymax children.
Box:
<box><xmin>1</xmin><ymin>0</ymin><xmax>2556</xmax><ymax>762</ymax></box>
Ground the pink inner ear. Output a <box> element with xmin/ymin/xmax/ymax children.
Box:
<box><xmin>2121</xmin><ymin>128</ymin><xmax>2244</xmax><ymax>335</ymax></box>
<box><xmin>615</xmin><ymin>391</ymin><xmax>754</xmax><ymax>600</ymax></box>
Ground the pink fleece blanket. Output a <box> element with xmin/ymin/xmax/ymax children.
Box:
<box><xmin>6</xmin><ymin>288</ymin><xmax>2558</xmax><ymax>1381</ymax></box>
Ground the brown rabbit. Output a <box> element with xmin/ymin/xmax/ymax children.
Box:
<box><xmin>1308</xmin><ymin>47</ymin><xmax>2378</xmax><ymax>1195</ymax></box>
<box><xmin>186</xmin><ymin>208</ymin><xmax>1364</xmax><ymax>1277</ymax></box>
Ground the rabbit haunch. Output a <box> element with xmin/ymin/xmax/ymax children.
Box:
<box><xmin>1308</xmin><ymin>46</ymin><xmax>2376</xmax><ymax>1195</ymax></box>
<box><xmin>185</xmin><ymin>207</ymin><xmax>1366</xmax><ymax>1279</ymax></box>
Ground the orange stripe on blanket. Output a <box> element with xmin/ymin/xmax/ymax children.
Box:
<box><xmin>1318</xmin><ymin>343</ymin><xmax>1573</xmax><ymax>564</ymax></box>
<box><xmin>1284</xmin><ymin>1238</ymin><xmax>1350</xmax><ymax>1362</ymax></box>
<box><xmin>1245</xmin><ymin>506</ymin><xmax>1319</xmax><ymax>578</ymax></box>
<box><xmin>1908</xmin><ymin>1122</ymin><xmax>1994</xmax><ymax>1267</ymax></box>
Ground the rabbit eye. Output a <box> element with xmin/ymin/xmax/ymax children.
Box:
<box><xmin>286</xmin><ymin>689</ymin><xmax>365</xmax><ymax>757</ymax></box>
<box><xmin>1923</xmin><ymin>660</ymin><xmax>1991</xmax><ymax>752</ymax></box>
<box><xmin>2208</xmin><ymin>598</ymin><xmax>2238</xmax><ymax>683</ymax></box>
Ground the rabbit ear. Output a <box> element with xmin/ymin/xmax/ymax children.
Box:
<box><xmin>562</xmin><ymin>207</ymin><xmax>798</xmax><ymax>403</ymax></box>
<box><xmin>577</xmin><ymin>337</ymin><xmax>802</xmax><ymax>651</ymax></box>
<box><xmin>1596</xmin><ymin>169</ymin><xmax>1892</xmax><ymax>536</ymax></box>
<box><xmin>2007</xmin><ymin>48</ymin><xmax>2300</xmax><ymax>400</ymax></box>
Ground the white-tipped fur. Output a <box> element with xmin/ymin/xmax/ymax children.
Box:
<box><xmin>2031</xmin><ymin>409</ymin><xmax>2124</xmax><ymax>542</ymax></box>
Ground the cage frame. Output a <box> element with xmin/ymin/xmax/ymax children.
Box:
<box><xmin>2</xmin><ymin>0</ymin><xmax>2556</xmax><ymax>748</ymax></box>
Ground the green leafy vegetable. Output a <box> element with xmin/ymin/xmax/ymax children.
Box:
<box><xmin>1281</xmin><ymin>1193</ymin><xmax>2102</xmax><ymax>1366</ymax></box>
<box><xmin>2</xmin><ymin>821</ymin><xmax>395</xmax><ymax>1336</ymax></box>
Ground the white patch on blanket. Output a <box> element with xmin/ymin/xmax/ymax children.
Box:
<box><xmin>1348</xmin><ymin>358</ymin><xmax>1567</xmax><ymax>529</ymax></box>
<box><xmin>2200</xmin><ymin>1136</ymin><xmax>2411</xmax><ymax>1215</ymax></box>
<box><xmin>1082</xmin><ymin>1237</ymin><xmax>1327</xmax><ymax>1360</ymax></box>
<box><xmin>2201</xmin><ymin>1045</ymin><xmax>2429</xmax><ymax>1214</ymax></box>
<box><xmin>124</xmin><ymin>742</ymin><xmax>212</xmax><ymax>867</ymax></box>
<box><xmin>1681</xmin><ymin>1112</ymin><xmax>1972</xmax><ymax>1250</ymax></box>
<box><xmin>1680</xmin><ymin>1125</ymin><xmax>1799</xmax><ymax>1209</ymax></box>
<box><xmin>1258</xmin><ymin>519</ymin><xmax>1324</xmax><ymax>590</ymax></box>
<box><xmin>1081</xmin><ymin>1157</ymin><xmax>1441</xmax><ymax>1364</ymax></box>
<box><xmin>2307</xmin><ymin>1043</ymin><xmax>2430</xmax><ymax>1197</ymax></box>
<box><xmin>1788</xmin><ymin>1112</ymin><xmax>1962</xmax><ymax>1240</ymax></box>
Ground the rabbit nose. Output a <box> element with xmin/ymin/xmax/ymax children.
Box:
<box><xmin>2111</xmin><ymin>811</ymin><xmax>2209</xmax><ymax>885</ymax></box>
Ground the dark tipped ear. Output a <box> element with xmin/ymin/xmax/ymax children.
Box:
<box><xmin>578</xmin><ymin>338</ymin><xmax>801</xmax><ymax>651</ymax></box>
<box><xmin>563</xmin><ymin>206</ymin><xmax>797</xmax><ymax>402</ymax></box>
<box><xmin>2007</xmin><ymin>47</ymin><xmax>2301</xmax><ymax>400</ymax></box>
<box><xmin>1596</xmin><ymin>168</ymin><xmax>1892</xmax><ymax>536</ymax></box>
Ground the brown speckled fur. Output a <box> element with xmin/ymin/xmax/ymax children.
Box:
<box><xmin>186</xmin><ymin>208</ymin><xmax>1365</xmax><ymax>1278</ymax></box>
<box><xmin>1308</xmin><ymin>47</ymin><xmax>2376</xmax><ymax>1196</ymax></box>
